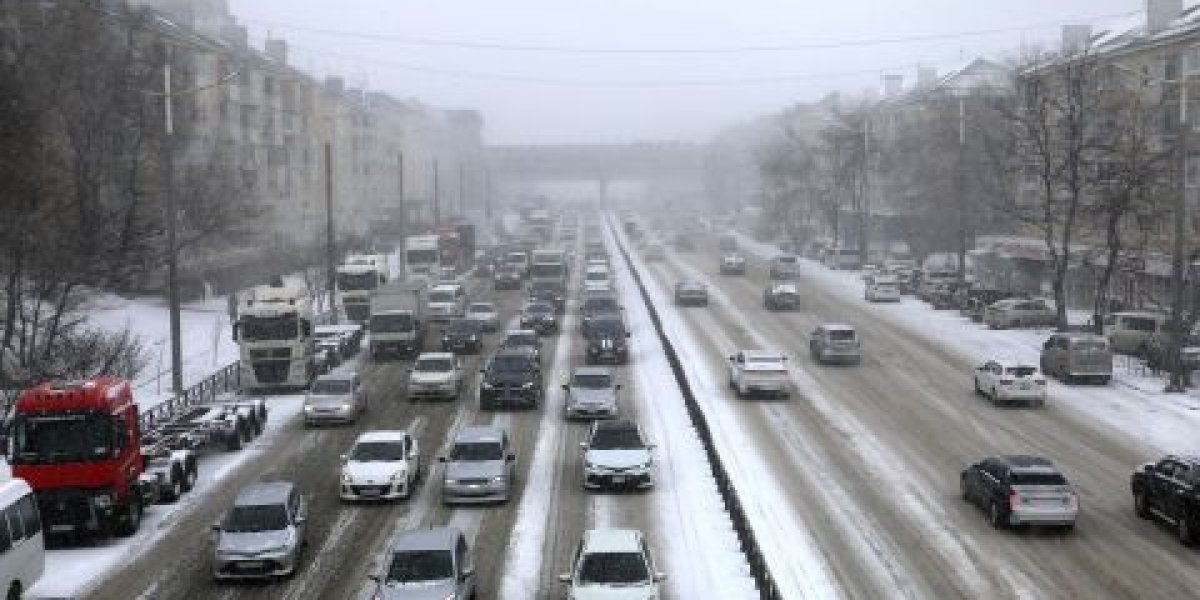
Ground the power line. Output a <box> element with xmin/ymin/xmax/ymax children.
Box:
<box><xmin>240</xmin><ymin>10</ymin><xmax>1137</xmax><ymax>55</ymax></box>
<box><xmin>287</xmin><ymin>42</ymin><xmax>972</xmax><ymax>87</ymax></box>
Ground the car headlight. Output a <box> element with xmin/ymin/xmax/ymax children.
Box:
<box><xmin>340</xmin><ymin>402</ymin><xmax>352</xmax><ymax>410</ymax></box>
<box><xmin>481</xmin><ymin>381</ymin><xmax>494</xmax><ymax>389</ymax></box>
<box><xmin>342</xmin><ymin>472</ymin><xmax>353</xmax><ymax>483</ymax></box>
<box><xmin>491</xmin><ymin>475</ymin><xmax>507</xmax><ymax>484</ymax></box>
<box><xmin>521</xmin><ymin>382</ymin><xmax>534</xmax><ymax>389</ymax></box>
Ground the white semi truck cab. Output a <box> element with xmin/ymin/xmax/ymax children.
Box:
<box><xmin>235</xmin><ymin>284</ymin><xmax>315</xmax><ymax>391</ymax></box>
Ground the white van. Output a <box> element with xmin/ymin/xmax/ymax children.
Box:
<box><xmin>427</xmin><ymin>283</ymin><xmax>467</xmax><ymax>322</ymax></box>
<box><xmin>0</xmin><ymin>475</ymin><xmax>44</xmax><ymax>599</ymax></box>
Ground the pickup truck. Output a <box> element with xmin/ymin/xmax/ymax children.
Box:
<box><xmin>727</xmin><ymin>350</ymin><xmax>791</xmax><ymax>398</ymax></box>
<box><xmin>1132</xmin><ymin>455</ymin><xmax>1200</xmax><ymax>544</ymax></box>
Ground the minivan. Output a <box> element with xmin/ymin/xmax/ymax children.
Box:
<box><xmin>1103</xmin><ymin>311</ymin><xmax>1167</xmax><ymax>355</ymax></box>
<box><xmin>1040</xmin><ymin>332</ymin><xmax>1113</xmax><ymax>384</ymax></box>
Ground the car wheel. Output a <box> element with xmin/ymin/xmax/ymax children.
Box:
<box><xmin>973</xmin><ymin>377</ymin><xmax>982</xmax><ymax>395</ymax></box>
<box><xmin>960</xmin><ymin>477</ymin><xmax>972</xmax><ymax>503</ymax></box>
<box><xmin>182</xmin><ymin>464</ymin><xmax>198</xmax><ymax>493</ymax></box>
<box><xmin>989</xmin><ymin>501</ymin><xmax>1007</xmax><ymax>529</ymax></box>
<box><xmin>1180</xmin><ymin>515</ymin><xmax>1196</xmax><ymax>546</ymax></box>
<box><xmin>989</xmin><ymin>387</ymin><xmax>999</xmax><ymax>404</ymax></box>
<box><xmin>1134</xmin><ymin>490</ymin><xmax>1150</xmax><ymax>518</ymax></box>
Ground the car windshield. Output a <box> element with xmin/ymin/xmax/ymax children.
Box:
<box><xmin>1073</xmin><ymin>340</ymin><xmax>1107</xmax><ymax>351</ymax></box>
<box><xmin>406</xmin><ymin>249</ymin><xmax>439</xmax><ymax>264</ymax></box>
<box><xmin>491</xmin><ymin>355</ymin><xmax>533</xmax><ymax>372</ymax></box>
<box><xmin>590</xmin><ymin>427</ymin><xmax>644</xmax><ymax>450</ymax></box>
<box><xmin>350</xmin><ymin>441</ymin><xmax>406</xmax><ymax>462</ymax></box>
<box><xmin>1122</xmin><ymin>317</ymin><xmax>1159</xmax><ymax>331</ymax></box>
<box><xmin>585</xmin><ymin>298</ymin><xmax>619</xmax><ymax>312</ymax></box>
<box><xmin>240</xmin><ymin>314</ymin><xmax>299</xmax><ymax>342</ymax></box>
<box><xmin>776</xmin><ymin>256</ymin><xmax>797</xmax><ymax>264</ymax></box>
<box><xmin>589</xmin><ymin>320</ymin><xmax>625</xmax><ymax>336</ymax></box>
<box><xmin>468</xmin><ymin>304</ymin><xmax>494</xmax><ymax>314</ymax></box>
<box><xmin>450</xmin><ymin>441</ymin><xmax>503</xmax><ymax>461</ymax></box>
<box><xmin>586</xmin><ymin>272</ymin><xmax>609</xmax><ymax>281</ymax></box>
<box><xmin>429</xmin><ymin>290</ymin><xmax>456</xmax><ymax>303</ymax></box>
<box><xmin>828</xmin><ymin>330</ymin><xmax>855</xmax><ymax>341</ymax></box>
<box><xmin>337</xmin><ymin>271</ymin><xmax>379</xmax><ymax>291</ymax></box>
<box><xmin>10</xmin><ymin>411</ymin><xmax>118</xmax><ymax>464</ymax></box>
<box><xmin>1005</xmin><ymin>366</ymin><xmax>1038</xmax><ymax>377</ymax></box>
<box><xmin>371</xmin><ymin>313</ymin><xmax>413</xmax><ymax>333</ymax></box>
<box><xmin>223</xmin><ymin>503</ymin><xmax>289</xmax><ymax>533</ymax></box>
<box><xmin>578</xmin><ymin>551</ymin><xmax>650</xmax><ymax>585</ymax></box>
<box><xmin>747</xmin><ymin>355</ymin><xmax>784</xmax><ymax>366</ymax></box>
<box><xmin>573</xmin><ymin>373</ymin><xmax>612</xmax><ymax>389</ymax></box>
<box><xmin>448</xmin><ymin>320</ymin><xmax>481</xmax><ymax>334</ymax></box>
<box><xmin>386</xmin><ymin>550</ymin><xmax>454</xmax><ymax>584</ymax></box>
<box><xmin>311</xmin><ymin>379</ymin><xmax>353</xmax><ymax>394</ymax></box>
<box><xmin>1009</xmin><ymin>472</ymin><xmax>1067</xmax><ymax>486</ymax></box>
<box><xmin>526</xmin><ymin>303</ymin><xmax>553</xmax><ymax>314</ymax></box>
<box><xmin>505</xmin><ymin>334</ymin><xmax>537</xmax><ymax>347</ymax></box>
<box><xmin>415</xmin><ymin>358</ymin><xmax>453</xmax><ymax>372</ymax></box>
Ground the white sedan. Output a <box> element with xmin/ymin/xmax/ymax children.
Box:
<box><xmin>973</xmin><ymin>359</ymin><xmax>1047</xmax><ymax>406</ymax></box>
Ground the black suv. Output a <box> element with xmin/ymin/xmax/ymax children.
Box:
<box><xmin>1132</xmin><ymin>455</ymin><xmax>1200</xmax><ymax>544</ymax></box>
<box><xmin>479</xmin><ymin>347</ymin><xmax>543</xmax><ymax>410</ymax></box>
<box><xmin>519</xmin><ymin>301</ymin><xmax>559</xmax><ymax>335</ymax></box>
<box><xmin>529</xmin><ymin>280</ymin><xmax>566</xmax><ymax>312</ymax></box>
<box><xmin>441</xmin><ymin>318</ymin><xmax>484</xmax><ymax>355</ymax></box>
<box><xmin>581</xmin><ymin>293</ymin><xmax>621</xmax><ymax>334</ymax></box>
<box><xmin>585</xmin><ymin>315</ymin><xmax>630</xmax><ymax>365</ymax></box>
<box><xmin>960</xmin><ymin>455</ymin><xmax>1078</xmax><ymax>531</ymax></box>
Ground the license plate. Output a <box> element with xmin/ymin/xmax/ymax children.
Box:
<box><xmin>359</xmin><ymin>488</ymin><xmax>381</xmax><ymax>497</ymax></box>
<box><xmin>611</xmin><ymin>476</ymin><xmax>626</xmax><ymax>484</ymax></box>
<box><xmin>50</xmin><ymin>524</ymin><xmax>74</xmax><ymax>533</ymax></box>
<box><xmin>237</xmin><ymin>561</ymin><xmax>264</xmax><ymax>570</ymax></box>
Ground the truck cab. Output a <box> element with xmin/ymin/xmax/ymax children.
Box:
<box><xmin>336</xmin><ymin>253</ymin><xmax>388</xmax><ymax>322</ymax></box>
<box><xmin>234</xmin><ymin>284</ymin><xmax>315</xmax><ymax>391</ymax></box>
<box><xmin>9</xmin><ymin>378</ymin><xmax>147</xmax><ymax>539</ymax></box>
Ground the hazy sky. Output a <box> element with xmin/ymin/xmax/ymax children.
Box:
<box><xmin>228</xmin><ymin>1</ymin><xmax>1146</xmax><ymax>145</ymax></box>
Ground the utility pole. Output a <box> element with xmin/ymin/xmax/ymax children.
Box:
<box><xmin>325</xmin><ymin>142</ymin><xmax>338</xmax><ymax>325</ymax></box>
<box><xmin>859</xmin><ymin>116</ymin><xmax>871</xmax><ymax>266</ymax></box>
<box><xmin>1167</xmin><ymin>78</ymin><xmax>1190</xmax><ymax>392</ymax></box>
<box><xmin>956</xmin><ymin>94</ymin><xmax>969</xmax><ymax>285</ymax></box>
<box><xmin>162</xmin><ymin>45</ymin><xmax>184</xmax><ymax>396</ymax></box>
<box><xmin>458</xmin><ymin>163</ymin><xmax>466</xmax><ymax>216</ymax></box>
<box><xmin>433</xmin><ymin>158</ymin><xmax>441</xmax><ymax>225</ymax></box>
<box><xmin>397</xmin><ymin>152</ymin><xmax>407</xmax><ymax>281</ymax></box>
<box><xmin>484</xmin><ymin>169</ymin><xmax>492</xmax><ymax>219</ymax></box>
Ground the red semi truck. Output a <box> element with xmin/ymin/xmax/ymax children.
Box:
<box><xmin>8</xmin><ymin>378</ymin><xmax>147</xmax><ymax>538</ymax></box>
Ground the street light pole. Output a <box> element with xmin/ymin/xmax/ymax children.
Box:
<box><xmin>162</xmin><ymin>46</ymin><xmax>184</xmax><ymax>396</ymax></box>
<box><xmin>325</xmin><ymin>142</ymin><xmax>338</xmax><ymax>325</ymax></box>
<box><xmin>1167</xmin><ymin>75</ymin><xmax>1190</xmax><ymax>392</ymax></box>
<box><xmin>433</xmin><ymin>158</ymin><xmax>441</xmax><ymax>225</ymax></box>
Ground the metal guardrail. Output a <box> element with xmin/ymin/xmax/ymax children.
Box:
<box><xmin>609</xmin><ymin>220</ymin><xmax>782</xmax><ymax>600</ymax></box>
<box><xmin>138</xmin><ymin>361</ymin><xmax>241</xmax><ymax>432</ymax></box>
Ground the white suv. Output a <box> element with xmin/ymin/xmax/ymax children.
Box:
<box><xmin>408</xmin><ymin>352</ymin><xmax>463</xmax><ymax>400</ymax></box>
<box><xmin>559</xmin><ymin>529</ymin><xmax>666</xmax><ymax>597</ymax></box>
<box><xmin>340</xmin><ymin>430</ymin><xmax>421</xmax><ymax>501</ymax></box>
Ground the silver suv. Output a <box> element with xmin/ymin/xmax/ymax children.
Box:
<box><xmin>212</xmin><ymin>481</ymin><xmax>308</xmax><ymax>581</ymax></box>
<box><xmin>809</xmin><ymin>323</ymin><xmax>861</xmax><ymax>365</ymax></box>
<box><xmin>562</xmin><ymin>367</ymin><xmax>621</xmax><ymax>419</ymax></box>
<box><xmin>440</xmin><ymin>426</ymin><xmax>516</xmax><ymax>504</ymax></box>
<box><xmin>370</xmin><ymin>526</ymin><xmax>476</xmax><ymax>599</ymax></box>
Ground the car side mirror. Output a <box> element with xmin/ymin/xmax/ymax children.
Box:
<box><xmin>558</xmin><ymin>573</ymin><xmax>572</xmax><ymax>583</ymax></box>
<box><xmin>561</xmin><ymin>383</ymin><xmax>569</xmax><ymax>390</ymax></box>
<box><xmin>506</xmin><ymin>453</ymin><xmax>516</xmax><ymax>461</ymax></box>
<box><xmin>480</xmin><ymin>369</ymin><xmax>486</xmax><ymax>373</ymax></box>
<box><xmin>438</xmin><ymin>456</ymin><xmax>447</xmax><ymax>463</ymax></box>
<box><xmin>211</xmin><ymin>522</ymin><xmax>222</xmax><ymax>532</ymax></box>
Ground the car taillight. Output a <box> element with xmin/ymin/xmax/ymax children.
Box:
<box><xmin>1035</xmin><ymin>379</ymin><xmax>1047</xmax><ymax>385</ymax></box>
<box><xmin>999</xmin><ymin>379</ymin><xmax>1014</xmax><ymax>385</ymax></box>
<box><xmin>1009</xmin><ymin>490</ymin><xmax>1021</xmax><ymax>509</ymax></box>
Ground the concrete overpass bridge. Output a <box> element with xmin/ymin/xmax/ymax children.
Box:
<box><xmin>485</xmin><ymin>142</ymin><xmax>706</xmax><ymax>201</ymax></box>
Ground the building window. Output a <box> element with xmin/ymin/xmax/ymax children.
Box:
<box><xmin>1186</xmin><ymin>155</ymin><xmax>1200</xmax><ymax>188</ymax></box>
<box><xmin>1186</xmin><ymin>46</ymin><xmax>1200</xmax><ymax>75</ymax></box>
<box><xmin>1165</xmin><ymin>53</ymin><xmax>1182</xmax><ymax>81</ymax></box>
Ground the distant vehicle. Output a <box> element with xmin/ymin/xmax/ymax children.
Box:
<box><xmin>369</xmin><ymin>527</ymin><xmax>476</xmax><ymax>599</ymax></box>
<box><xmin>719</xmin><ymin>252</ymin><xmax>746</xmax><ymax>275</ymax></box>
<box><xmin>529</xmin><ymin>279</ymin><xmax>567</xmax><ymax>312</ymax></box>
<box><xmin>763</xmin><ymin>282</ymin><xmax>800</xmax><ymax>311</ymax></box>
<box><xmin>1039</xmin><ymin>332</ymin><xmax>1112</xmax><ymax>385</ymax></box>
<box><xmin>426</xmin><ymin>283</ymin><xmax>467</xmax><ymax>323</ymax></box>
<box><xmin>314</xmin><ymin>323</ymin><xmax>363</xmax><ymax>361</ymax></box>
<box><xmin>1143</xmin><ymin>328</ymin><xmax>1200</xmax><ymax>372</ymax></box>
<box><xmin>673</xmin><ymin>280</ymin><xmax>709</xmax><ymax>307</ymax></box>
<box><xmin>0</xmin><ymin>476</ymin><xmax>43</xmax><ymax>599</ymax></box>
<box><xmin>340</xmin><ymin>430</ymin><xmax>421</xmax><ymax>502</ymax></box>
<box><xmin>585</xmin><ymin>314</ymin><xmax>630</xmax><ymax>365</ymax></box>
<box><xmin>562</xmin><ymin>367</ymin><xmax>621</xmax><ymax>420</ymax></box>
<box><xmin>864</xmin><ymin>276</ymin><xmax>901</xmax><ymax>303</ymax></box>
<box><xmin>503</xmin><ymin>251</ymin><xmax>531</xmax><ymax>279</ymax></box>
<box><xmin>404</xmin><ymin>234</ymin><xmax>442</xmax><ymax>278</ymax></box>
<box><xmin>336</xmin><ymin>253</ymin><xmax>389</xmax><ymax>322</ymax></box>
<box><xmin>984</xmin><ymin>298</ymin><xmax>1056</xmax><ymax>330</ymax></box>
<box><xmin>718</xmin><ymin>233</ymin><xmax>738</xmax><ymax>253</ymax></box>
<box><xmin>212</xmin><ymin>481</ymin><xmax>308</xmax><ymax>581</ymax></box>
<box><xmin>519</xmin><ymin>300</ymin><xmax>559</xmax><ymax>335</ymax></box>
<box><xmin>464</xmin><ymin>302</ymin><xmax>500</xmax><ymax>332</ymax></box>
<box><xmin>479</xmin><ymin>347</ymin><xmax>543</xmax><ymax>410</ymax></box>
<box><xmin>304</xmin><ymin>372</ymin><xmax>368</xmax><ymax>426</ymax></box>
<box><xmin>768</xmin><ymin>254</ymin><xmax>801</xmax><ymax>279</ymax></box>
<box><xmin>580</xmin><ymin>421</ymin><xmax>654</xmax><ymax>490</ymax></box>
<box><xmin>234</xmin><ymin>284</ymin><xmax>316</xmax><ymax>391</ymax></box>
<box><xmin>440</xmin><ymin>425</ymin><xmax>516</xmax><ymax>504</ymax></box>
<box><xmin>809</xmin><ymin>323</ymin><xmax>861</xmax><ymax>365</ymax></box>
<box><xmin>315</xmin><ymin>338</ymin><xmax>342</xmax><ymax>374</ymax></box>
<box><xmin>960</xmin><ymin>456</ymin><xmax>1078</xmax><ymax>531</ymax></box>
<box><xmin>559</xmin><ymin>529</ymin><xmax>666</xmax><ymax>597</ymax></box>
<box><xmin>583</xmin><ymin>264</ymin><xmax>614</xmax><ymax>293</ymax></box>
<box><xmin>973</xmin><ymin>360</ymin><xmax>1047</xmax><ymax>406</ymax></box>
<box><xmin>727</xmin><ymin>350</ymin><xmax>791</xmax><ymax>398</ymax></box>
<box><xmin>1132</xmin><ymin>455</ymin><xmax>1200</xmax><ymax>544</ymax></box>
<box><xmin>643</xmin><ymin>242</ymin><xmax>666</xmax><ymax>261</ymax></box>
<box><xmin>1103</xmin><ymin>311</ymin><xmax>1168</xmax><ymax>355</ymax></box>
<box><xmin>500</xmin><ymin>329</ymin><xmax>543</xmax><ymax>364</ymax></box>
<box><xmin>824</xmin><ymin>247</ymin><xmax>862</xmax><ymax>270</ymax></box>
<box><xmin>408</xmin><ymin>352</ymin><xmax>464</xmax><ymax>401</ymax></box>
<box><xmin>493</xmin><ymin>264</ymin><xmax>523</xmax><ymax>290</ymax></box>
<box><xmin>441</xmin><ymin>318</ymin><xmax>484</xmax><ymax>355</ymax></box>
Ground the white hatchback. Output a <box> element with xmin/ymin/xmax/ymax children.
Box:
<box><xmin>973</xmin><ymin>360</ymin><xmax>1047</xmax><ymax>406</ymax></box>
<box><xmin>340</xmin><ymin>430</ymin><xmax>421</xmax><ymax>502</ymax></box>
